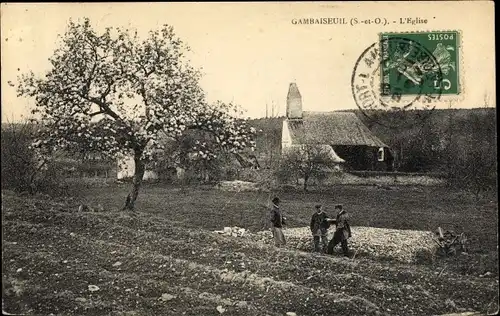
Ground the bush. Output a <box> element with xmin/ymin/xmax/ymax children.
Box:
<box><xmin>446</xmin><ymin>140</ymin><xmax>497</xmax><ymax>197</ymax></box>
<box><xmin>443</xmin><ymin>110</ymin><xmax>497</xmax><ymax>197</ymax></box>
<box><xmin>1</xmin><ymin>122</ymin><xmax>39</xmax><ymax>193</ymax></box>
<box><xmin>77</xmin><ymin>160</ymin><xmax>115</xmax><ymax>178</ymax></box>
<box><xmin>274</xmin><ymin>145</ymin><xmax>341</xmax><ymax>191</ymax></box>
<box><xmin>1</xmin><ymin>122</ymin><xmax>68</xmax><ymax>196</ymax></box>
<box><xmin>274</xmin><ymin>157</ymin><xmax>295</xmax><ymax>185</ymax></box>
<box><xmin>237</xmin><ymin>168</ymin><xmax>277</xmax><ymax>189</ymax></box>
<box><xmin>186</xmin><ymin>153</ymin><xmax>238</xmax><ymax>184</ymax></box>
<box><xmin>153</xmin><ymin>151</ymin><xmax>241</xmax><ymax>184</ymax></box>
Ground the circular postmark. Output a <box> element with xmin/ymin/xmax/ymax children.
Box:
<box><xmin>351</xmin><ymin>36</ymin><xmax>444</xmax><ymax>128</ymax></box>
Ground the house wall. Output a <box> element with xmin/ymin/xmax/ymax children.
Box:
<box><xmin>281</xmin><ymin>120</ymin><xmax>292</xmax><ymax>151</ymax></box>
<box><xmin>117</xmin><ymin>156</ymin><xmax>134</xmax><ymax>179</ymax></box>
<box><xmin>367</xmin><ymin>147</ymin><xmax>394</xmax><ymax>171</ymax></box>
<box><xmin>116</xmin><ymin>155</ymin><xmax>159</xmax><ymax>180</ymax></box>
<box><xmin>332</xmin><ymin>145</ymin><xmax>394</xmax><ymax>171</ymax></box>
<box><xmin>382</xmin><ymin>147</ymin><xmax>395</xmax><ymax>171</ymax></box>
<box><xmin>333</xmin><ymin>145</ymin><xmax>367</xmax><ymax>170</ymax></box>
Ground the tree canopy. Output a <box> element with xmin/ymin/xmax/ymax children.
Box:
<box><xmin>17</xmin><ymin>18</ymin><xmax>256</xmax><ymax>209</ymax></box>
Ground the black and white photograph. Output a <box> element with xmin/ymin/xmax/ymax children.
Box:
<box><xmin>1</xmin><ymin>2</ymin><xmax>497</xmax><ymax>315</ymax></box>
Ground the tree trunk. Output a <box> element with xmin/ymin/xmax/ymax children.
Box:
<box><xmin>303</xmin><ymin>175</ymin><xmax>309</xmax><ymax>191</ymax></box>
<box><xmin>123</xmin><ymin>151</ymin><xmax>145</xmax><ymax>211</ymax></box>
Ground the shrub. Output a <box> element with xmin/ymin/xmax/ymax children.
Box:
<box><xmin>1</xmin><ymin>122</ymin><xmax>43</xmax><ymax>193</ymax></box>
<box><xmin>186</xmin><ymin>153</ymin><xmax>237</xmax><ymax>184</ymax></box>
<box><xmin>77</xmin><ymin>160</ymin><xmax>115</xmax><ymax>178</ymax></box>
<box><xmin>1</xmin><ymin>121</ymin><xmax>69</xmax><ymax>196</ymax></box>
<box><xmin>275</xmin><ymin>145</ymin><xmax>342</xmax><ymax>191</ymax></box>
<box><xmin>443</xmin><ymin>110</ymin><xmax>497</xmax><ymax>198</ymax></box>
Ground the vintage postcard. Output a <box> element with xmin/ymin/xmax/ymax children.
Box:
<box><xmin>1</xmin><ymin>2</ymin><xmax>497</xmax><ymax>316</ymax></box>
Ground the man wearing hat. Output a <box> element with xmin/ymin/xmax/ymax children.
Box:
<box><xmin>269</xmin><ymin>197</ymin><xmax>286</xmax><ymax>247</ymax></box>
<box><xmin>310</xmin><ymin>204</ymin><xmax>331</xmax><ymax>253</ymax></box>
<box><xmin>326</xmin><ymin>204</ymin><xmax>352</xmax><ymax>257</ymax></box>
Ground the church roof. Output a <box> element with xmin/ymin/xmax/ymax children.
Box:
<box><xmin>287</xmin><ymin>111</ymin><xmax>388</xmax><ymax>147</ymax></box>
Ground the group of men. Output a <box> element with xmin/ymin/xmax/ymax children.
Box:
<box><xmin>269</xmin><ymin>197</ymin><xmax>351</xmax><ymax>257</ymax></box>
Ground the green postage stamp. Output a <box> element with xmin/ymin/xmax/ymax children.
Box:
<box><xmin>380</xmin><ymin>31</ymin><xmax>461</xmax><ymax>97</ymax></box>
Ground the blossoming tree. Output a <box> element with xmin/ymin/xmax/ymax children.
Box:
<box><xmin>17</xmin><ymin>18</ymin><xmax>256</xmax><ymax>210</ymax></box>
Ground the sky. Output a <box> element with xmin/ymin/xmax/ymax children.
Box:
<box><xmin>1</xmin><ymin>2</ymin><xmax>495</xmax><ymax>122</ymax></box>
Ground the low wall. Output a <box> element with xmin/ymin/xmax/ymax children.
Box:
<box><xmin>324</xmin><ymin>172</ymin><xmax>446</xmax><ymax>186</ymax></box>
<box><xmin>349</xmin><ymin>170</ymin><xmax>447</xmax><ymax>178</ymax></box>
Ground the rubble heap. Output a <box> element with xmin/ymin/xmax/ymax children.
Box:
<box><xmin>213</xmin><ymin>226</ymin><xmax>248</xmax><ymax>237</ymax></box>
<box><xmin>254</xmin><ymin>226</ymin><xmax>438</xmax><ymax>263</ymax></box>
<box><xmin>216</xmin><ymin>180</ymin><xmax>268</xmax><ymax>192</ymax></box>
<box><xmin>213</xmin><ymin>225</ymin><xmax>442</xmax><ymax>263</ymax></box>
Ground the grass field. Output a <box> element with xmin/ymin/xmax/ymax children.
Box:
<box><xmin>77</xmin><ymin>183</ymin><xmax>498</xmax><ymax>255</ymax></box>
<box><xmin>2</xmin><ymin>184</ymin><xmax>499</xmax><ymax>315</ymax></box>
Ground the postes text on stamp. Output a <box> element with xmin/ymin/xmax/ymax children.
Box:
<box><xmin>380</xmin><ymin>31</ymin><xmax>460</xmax><ymax>96</ymax></box>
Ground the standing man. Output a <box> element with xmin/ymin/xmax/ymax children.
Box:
<box><xmin>326</xmin><ymin>204</ymin><xmax>352</xmax><ymax>257</ymax></box>
<box><xmin>269</xmin><ymin>197</ymin><xmax>286</xmax><ymax>247</ymax></box>
<box><xmin>310</xmin><ymin>204</ymin><xmax>330</xmax><ymax>253</ymax></box>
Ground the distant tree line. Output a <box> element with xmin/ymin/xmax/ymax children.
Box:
<box><xmin>360</xmin><ymin>107</ymin><xmax>497</xmax><ymax>196</ymax></box>
<box><xmin>2</xmin><ymin>108</ymin><xmax>496</xmax><ymax>198</ymax></box>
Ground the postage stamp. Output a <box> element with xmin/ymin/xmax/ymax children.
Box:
<box><xmin>380</xmin><ymin>31</ymin><xmax>461</xmax><ymax>96</ymax></box>
<box><xmin>351</xmin><ymin>36</ymin><xmax>442</xmax><ymax>128</ymax></box>
<box><xmin>351</xmin><ymin>31</ymin><xmax>463</xmax><ymax>128</ymax></box>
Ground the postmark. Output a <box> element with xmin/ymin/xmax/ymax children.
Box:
<box><xmin>351</xmin><ymin>36</ymin><xmax>445</xmax><ymax>128</ymax></box>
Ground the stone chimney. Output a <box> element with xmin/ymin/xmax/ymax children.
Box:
<box><xmin>286</xmin><ymin>82</ymin><xmax>303</xmax><ymax>119</ymax></box>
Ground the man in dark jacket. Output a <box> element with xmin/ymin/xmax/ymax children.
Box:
<box><xmin>310</xmin><ymin>204</ymin><xmax>331</xmax><ymax>253</ymax></box>
<box><xmin>326</xmin><ymin>204</ymin><xmax>352</xmax><ymax>257</ymax></box>
<box><xmin>269</xmin><ymin>197</ymin><xmax>286</xmax><ymax>247</ymax></box>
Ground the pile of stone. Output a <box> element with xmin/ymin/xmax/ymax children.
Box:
<box><xmin>213</xmin><ymin>226</ymin><xmax>248</xmax><ymax>237</ymax></box>
<box><xmin>77</xmin><ymin>204</ymin><xmax>105</xmax><ymax>212</ymax></box>
<box><xmin>216</xmin><ymin>180</ymin><xmax>266</xmax><ymax>192</ymax></box>
<box><xmin>212</xmin><ymin>224</ymin><xmax>440</xmax><ymax>263</ymax></box>
<box><xmin>255</xmin><ymin>226</ymin><xmax>438</xmax><ymax>263</ymax></box>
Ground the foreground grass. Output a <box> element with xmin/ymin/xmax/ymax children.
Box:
<box><xmin>2</xmin><ymin>188</ymin><xmax>498</xmax><ymax>315</ymax></box>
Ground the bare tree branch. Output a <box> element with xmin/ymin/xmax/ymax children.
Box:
<box><xmin>90</xmin><ymin>110</ymin><xmax>106</xmax><ymax>117</ymax></box>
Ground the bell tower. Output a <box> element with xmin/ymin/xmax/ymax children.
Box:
<box><xmin>286</xmin><ymin>82</ymin><xmax>303</xmax><ymax>119</ymax></box>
